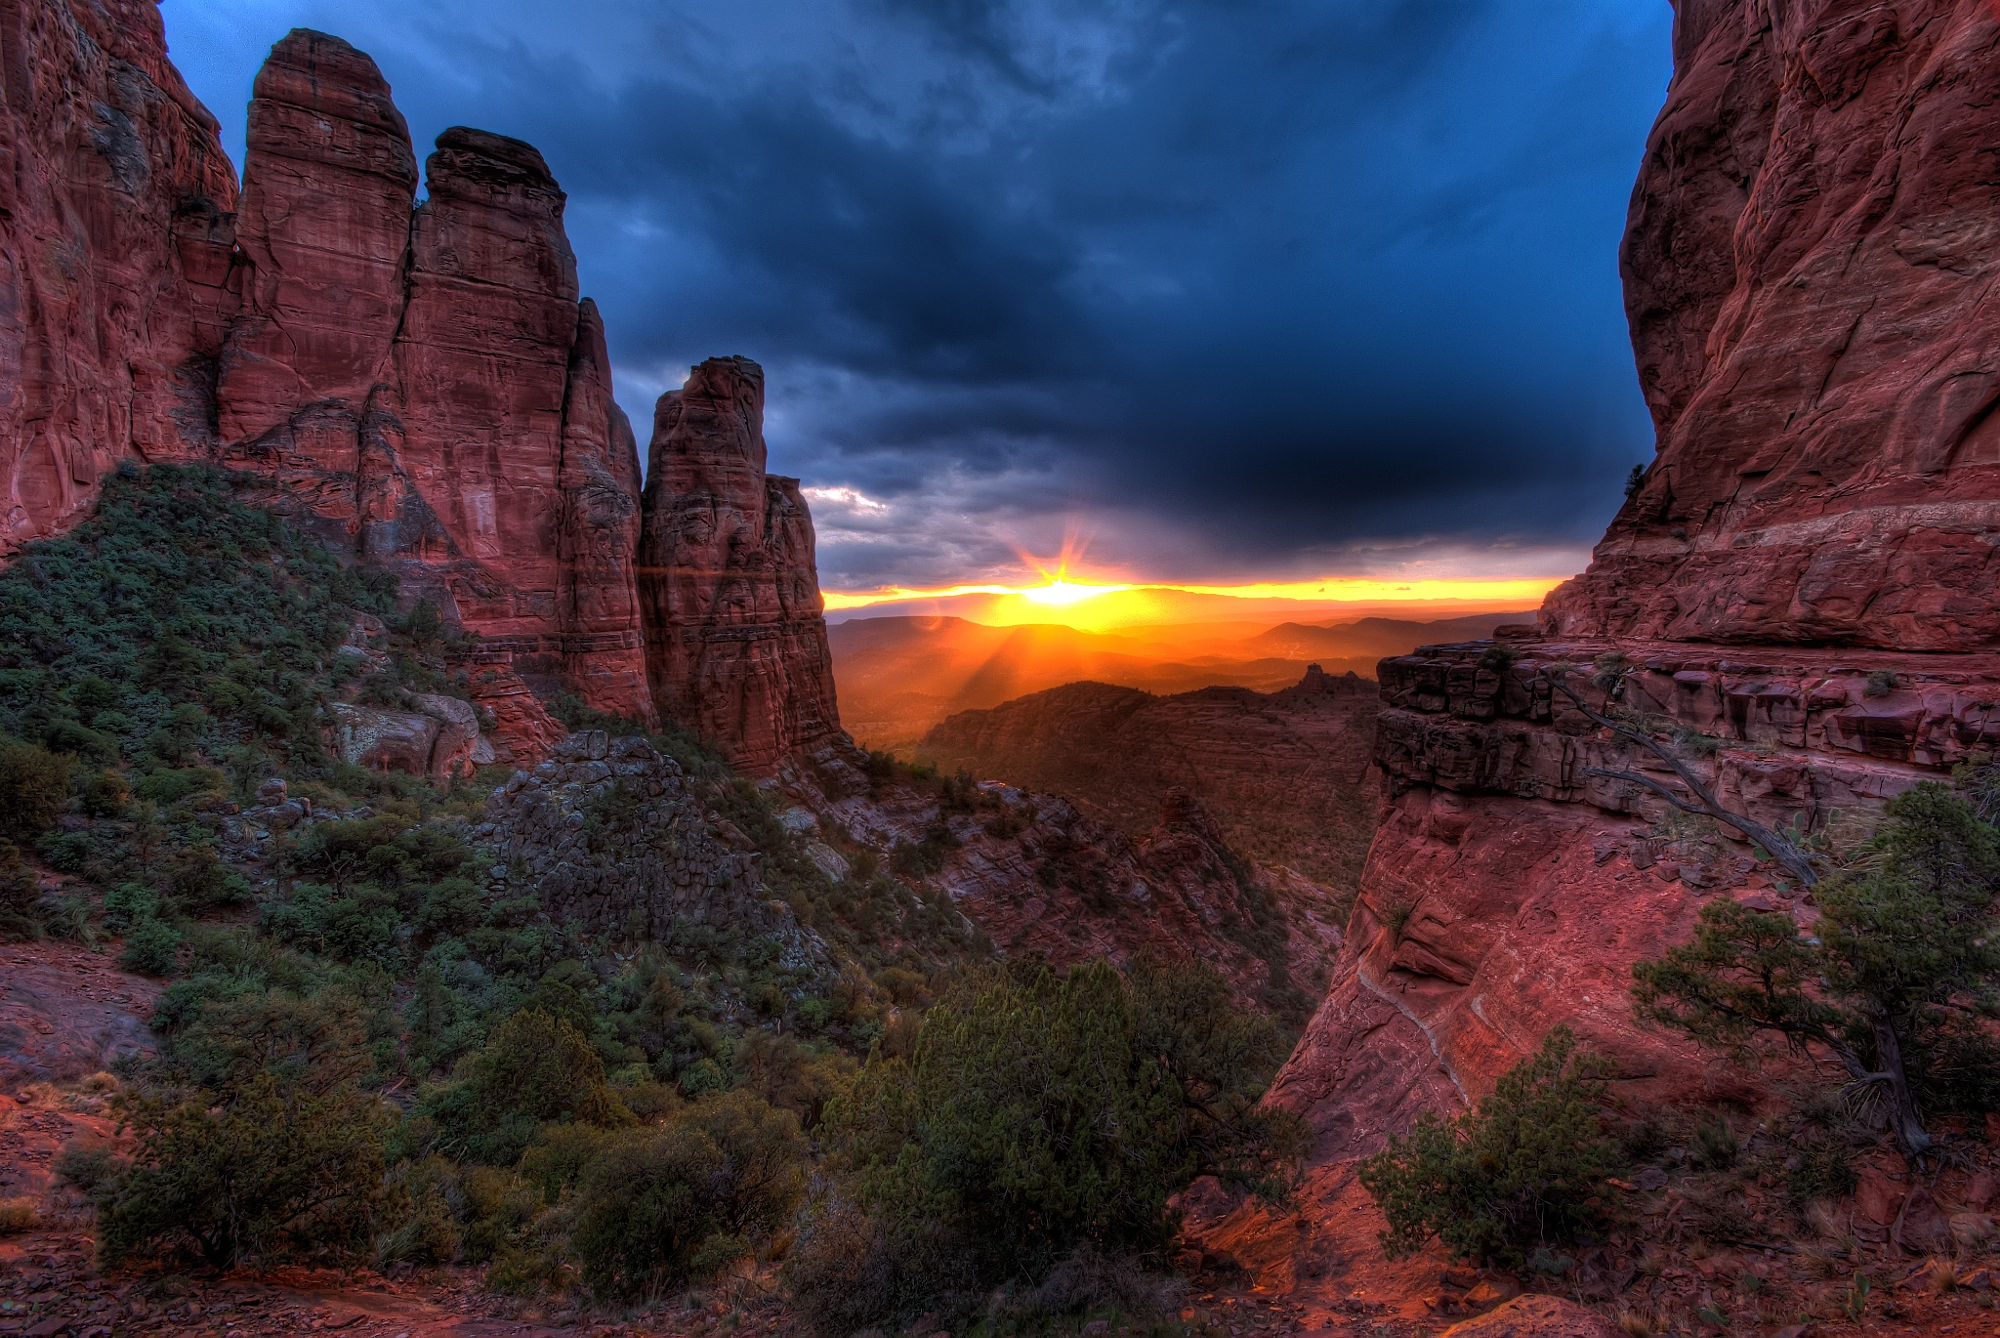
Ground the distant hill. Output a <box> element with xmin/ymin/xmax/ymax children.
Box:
<box><xmin>1240</xmin><ymin>612</ymin><xmax>1531</xmax><ymax>660</ymax></box>
<box><xmin>829</xmin><ymin>610</ymin><xmax>1532</xmax><ymax>752</ymax></box>
<box><xmin>918</xmin><ymin>665</ymin><xmax>1380</xmax><ymax>894</ymax></box>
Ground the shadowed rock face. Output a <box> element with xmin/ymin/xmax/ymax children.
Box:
<box><xmin>0</xmin><ymin>0</ymin><xmax>238</xmax><ymax>547</ymax></box>
<box><xmin>1</xmin><ymin>12</ymin><xmax>852</xmax><ymax>771</ymax></box>
<box><xmin>639</xmin><ymin>357</ymin><xmax>845</xmax><ymax>774</ymax></box>
<box><xmin>1543</xmin><ymin>0</ymin><xmax>2000</xmax><ymax>650</ymax></box>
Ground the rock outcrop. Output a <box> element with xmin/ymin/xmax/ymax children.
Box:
<box><xmin>1542</xmin><ymin>0</ymin><xmax>2000</xmax><ymax>650</ymax></box>
<box><xmin>1271</xmin><ymin>0</ymin><xmax>2000</xmax><ymax>1201</ymax></box>
<box><xmin>1</xmin><ymin>10</ymin><xmax>852</xmax><ymax>773</ymax></box>
<box><xmin>919</xmin><ymin>665</ymin><xmax>1379</xmax><ymax>890</ymax></box>
<box><xmin>212</xmin><ymin>34</ymin><xmax>654</xmax><ymax>748</ymax></box>
<box><xmin>0</xmin><ymin>0</ymin><xmax>237</xmax><ymax>548</ymax></box>
<box><xmin>475</xmin><ymin>730</ymin><xmax>830</xmax><ymax>975</ymax></box>
<box><xmin>639</xmin><ymin>357</ymin><xmax>844</xmax><ymax>773</ymax></box>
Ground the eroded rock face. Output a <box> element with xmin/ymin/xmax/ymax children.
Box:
<box><xmin>213</xmin><ymin>37</ymin><xmax>657</xmax><ymax>748</ymax></box>
<box><xmin>638</xmin><ymin>357</ymin><xmax>844</xmax><ymax>774</ymax></box>
<box><xmin>1542</xmin><ymin>0</ymin><xmax>2000</xmax><ymax>649</ymax></box>
<box><xmin>0</xmin><ymin>0</ymin><xmax>238</xmax><ymax>549</ymax></box>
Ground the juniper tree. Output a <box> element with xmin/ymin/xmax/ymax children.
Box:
<box><xmin>1634</xmin><ymin>783</ymin><xmax>2000</xmax><ymax>1159</ymax></box>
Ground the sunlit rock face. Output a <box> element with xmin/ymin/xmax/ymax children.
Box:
<box><xmin>214</xmin><ymin>34</ymin><xmax>655</xmax><ymax>752</ymax></box>
<box><xmin>637</xmin><ymin>357</ymin><xmax>845</xmax><ymax>775</ymax></box>
<box><xmin>1273</xmin><ymin>0</ymin><xmax>2000</xmax><ymax>1192</ymax></box>
<box><xmin>0</xmin><ymin>12</ymin><xmax>859</xmax><ymax>772</ymax></box>
<box><xmin>1542</xmin><ymin>0</ymin><xmax>2000</xmax><ymax>649</ymax></box>
<box><xmin>0</xmin><ymin>0</ymin><xmax>238</xmax><ymax>550</ymax></box>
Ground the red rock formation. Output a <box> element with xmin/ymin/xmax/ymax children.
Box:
<box><xmin>1543</xmin><ymin>0</ymin><xmax>2000</xmax><ymax>650</ymax></box>
<box><xmin>215</xmin><ymin>29</ymin><xmax>415</xmax><ymax>453</ymax></box>
<box><xmin>0</xmin><ymin>13</ymin><xmax>849</xmax><ymax>773</ymax></box>
<box><xmin>212</xmin><ymin>38</ymin><xmax>657</xmax><ymax>749</ymax></box>
<box><xmin>0</xmin><ymin>0</ymin><xmax>237</xmax><ymax>548</ymax></box>
<box><xmin>638</xmin><ymin>357</ymin><xmax>844</xmax><ymax>772</ymax></box>
<box><xmin>1268</xmin><ymin>0</ymin><xmax>2000</xmax><ymax>1210</ymax></box>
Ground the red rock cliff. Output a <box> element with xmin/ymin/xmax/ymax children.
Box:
<box><xmin>1543</xmin><ymin>0</ymin><xmax>2000</xmax><ymax>649</ymax></box>
<box><xmin>0</xmin><ymin>0</ymin><xmax>237</xmax><ymax>547</ymax></box>
<box><xmin>1269</xmin><ymin>0</ymin><xmax>2000</xmax><ymax>1208</ymax></box>
<box><xmin>638</xmin><ymin>357</ymin><xmax>844</xmax><ymax>774</ymax></box>
<box><xmin>2</xmin><ymin>11</ymin><xmax>855</xmax><ymax>771</ymax></box>
<box><xmin>213</xmin><ymin>36</ymin><xmax>653</xmax><ymax>747</ymax></box>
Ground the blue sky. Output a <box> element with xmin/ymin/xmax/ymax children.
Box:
<box><xmin>160</xmin><ymin>0</ymin><xmax>1674</xmax><ymax>593</ymax></box>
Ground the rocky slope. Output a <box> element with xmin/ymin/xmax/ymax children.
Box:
<box><xmin>1260</xmin><ymin>0</ymin><xmax>2000</xmax><ymax>1230</ymax></box>
<box><xmin>0</xmin><ymin>10</ymin><xmax>838</xmax><ymax>773</ymax></box>
<box><xmin>918</xmin><ymin>665</ymin><xmax>1380</xmax><ymax>891</ymax></box>
<box><xmin>794</xmin><ymin>773</ymin><xmax>1344</xmax><ymax>1017</ymax></box>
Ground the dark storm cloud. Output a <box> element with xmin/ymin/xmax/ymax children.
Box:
<box><xmin>161</xmin><ymin>0</ymin><xmax>1672</xmax><ymax>589</ymax></box>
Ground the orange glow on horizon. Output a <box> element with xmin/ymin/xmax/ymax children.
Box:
<box><xmin>823</xmin><ymin>572</ymin><xmax>1566</xmax><ymax>629</ymax></box>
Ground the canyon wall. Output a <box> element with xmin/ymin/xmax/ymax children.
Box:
<box><xmin>0</xmin><ymin>8</ymin><xmax>844</xmax><ymax>771</ymax></box>
<box><xmin>1274</xmin><ymin>0</ymin><xmax>2000</xmax><ymax>1180</ymax></box>
<box><xmin>0</xmin><ymin>0</ymin><xmax>238</xmax><ymax>546</ymax></box>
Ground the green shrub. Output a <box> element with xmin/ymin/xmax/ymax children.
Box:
<box><xmin>118</xmin><ymin>917</ymin><xmax>183</xmax><ymax>977</ymax></box>
<box><xmin>429</xmin><ymin>1009</ymin><xmax>629</xmax><ymax>1164</ymax></box>
<box><xmin>0</xmin><ymin>736</ymin><xmax>71</xmax><ymax>841</ymax></box>
<box><xmin>801</xmin><ymin>957</ymin><xmax>1297</xmax><ymax>1329</ymax></box>
<box><xmin>1633</xmin><ymin>782</ymin><xmax>2000</xmax><ymax>1156</ymax></box>
<box><xmin>572</xmin><ymin>1090</ymin><xmax>806</xmax><ymax>1299</ymax></box>
<box><xmin>95</xmin><ymin>1070</ymin><xmax>389</xmax><ymax>1268</ymax></box>
<box><xmin>94</xmin><ymin>1000</ymin><xmax>391</xmax><ymax>1268</ymax></box>
<box><xmin>1359</xmin><ymin>1027</ymin><xmax>1621</xmax><ymax>1267</ymax></box>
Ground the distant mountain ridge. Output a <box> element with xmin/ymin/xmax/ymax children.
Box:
<box><xmin>918</xmin><ymin>664</ymin><xmax>1380</xmax><ymax>893</ymax></box>
<box><xmin>830</xmin><ymin>611</ymin><xmax>1532</xmax><ymax>752</ymax></box>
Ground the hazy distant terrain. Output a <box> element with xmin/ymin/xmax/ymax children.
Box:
<box><xmin>830</xmin><ymin>610</ymin><xmax>1530</xmax><ymax>752</ymax></box>
<box><xmin>919</xmin><ymin>667</ymin><xmax>1382</xmax><ymax>893</ymax></box>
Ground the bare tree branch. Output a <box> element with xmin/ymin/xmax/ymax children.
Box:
<box><xmin>1544</xmin><ymin>668</ymin><xmax>1820</xmax><ymax>888</ymax></box>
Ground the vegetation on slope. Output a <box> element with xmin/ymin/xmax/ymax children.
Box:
<box><xmin>0</xmin><ymin>465</ymin><xmax>1297</xmax><ymax>1334</ymax></box>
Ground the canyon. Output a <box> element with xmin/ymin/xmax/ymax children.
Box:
<box><xmin>0</xmin><ymin>9</ymin><xmax>831</xmax><ymax>771</ymax></box>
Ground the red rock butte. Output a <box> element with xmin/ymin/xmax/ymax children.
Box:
<box><xmin>0</xmin><ymin>10</ymin><xmax>841</xmax><ymax>770</ymax></box>
<box><xmin>1262</xmin><ymin>0</ymin><xmax>2000</xmax><ymax>1225</ymax></box>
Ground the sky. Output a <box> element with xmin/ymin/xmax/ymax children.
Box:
<box><xmin>160</xmin><ymin>0</ymin><xmax>1675</xmax><ymax>600</ymax></box>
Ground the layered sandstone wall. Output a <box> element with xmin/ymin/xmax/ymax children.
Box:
<box><xmin>0</xmin><ymin>0</ymin><xmax>238</xmax><ymax>547</ymax></box>
<box><xmin>0</xmin><ymin>8</ymin><xmax>848</xmax><ymax>772</ymax></box>
<box><xmin>1278</xmin><ymin>0</ymin><xmax>2000</xmax><ymax>1173</ymax></box>
<box><xmin>1543</xmin><ymin>0</ymin><xmax>2000</xmax><ymax>649</ymax></box>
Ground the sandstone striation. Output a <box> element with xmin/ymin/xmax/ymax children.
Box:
<box><xmin>639</xmin><ymin>357</ymin><xmax>844</xmax><ymax>773</ymax></box>
<box><xmin>1543</xmin><ymin>0</ymin><xmax>2000</xmax><ymax>649</ymax></box>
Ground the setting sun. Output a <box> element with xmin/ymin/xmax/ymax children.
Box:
<box><xmin>1020</xmin><ymin>578</ymin><xmax>1133</xmax><ymax>607</ymax></box>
